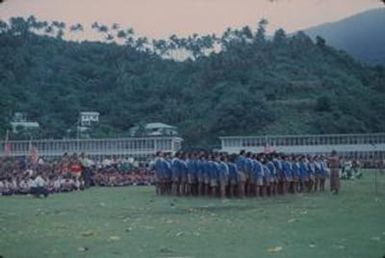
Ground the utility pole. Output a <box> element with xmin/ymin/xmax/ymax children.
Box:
<box><xmin>77</xmin><ymin>116</ymin><xmax>80</xmax><ymax>153</ymax></box>
<box><xmin>371</xmin><ymin>142</ymin><xmax>378</xmax><ymax>196</ymax></box>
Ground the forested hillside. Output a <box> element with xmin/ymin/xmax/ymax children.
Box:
<box><xmin>1</xmin><ymin>17</ymin><xmax>385</xmax><ymax>147</ymax></box>
<box><xmin>304</xmin><ymin>8</ymin><xmax>385</xmax><ymax>65</ymax></box>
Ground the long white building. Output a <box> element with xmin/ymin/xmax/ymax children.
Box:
<box><xmin>1</xmin><ymin>136</ymin><xmax>183</xmax><ymax>160</ymax></box>
<box><xmin>220</xmin><ymin>133</ymin><xmax>385</xmax><ymax>158</ymax></box>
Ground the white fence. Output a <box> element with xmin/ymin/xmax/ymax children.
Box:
<box><xmin>220</xmin><ymin>133</ymin><xmax>385</xmax><ymax>158</ymax></box>
<box><xmin>0</xmin><ymin>136</ymin><xmax>183</xmax><ymax>159</ymax></box>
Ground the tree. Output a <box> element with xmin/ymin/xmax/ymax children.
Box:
<box><xmin>255</xmin><ymin>18</ymin><xmax>268</xmax><ymax>44</ymax></box>
<box><xmin>316</xmin><ymin>35</ymin><xmax>326</xmax><ymax>48</ymax></box>
<box><xmin>273</xmin><ymin>28</ymin><xmax>287</xmax><ymax>46</ymax></box>
<box><xmin>1</xmin><ymin>17</ymin><xmax>385</xmax><ymax>145</ymax></box>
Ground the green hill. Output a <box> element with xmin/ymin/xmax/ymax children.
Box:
<box><xmin>0</xmin><ymin>17</ymin><xmax>384</xmax><ymax>147</ymax></box>
<box><xmin>304</xmin><ymin>8</ymin><xmax>385</xmax><ymax>65</ymax></box>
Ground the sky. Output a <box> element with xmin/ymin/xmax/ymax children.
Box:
<box><xmin>0</xmin><ymin>0</ymin><xmax>382</xmax><ymax>39</ymax></box>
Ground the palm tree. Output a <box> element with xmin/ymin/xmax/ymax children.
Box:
<box><xmin>135</xmin><ymin>37</ymin><xmax>149</xmax><ymax>52</ymax></box>
<box><xmin>117</xmin><ymin>30</ymin><xmax>127</xmax><ymax>39</ymax></box>
<box><xmin>70</xmin><ymin>23</ymin><xmax>83</xmax><ymax>32</ymax></box>
<box><xmin>111</xmin><ymin>23</ymin><xmax>120</xmax><ymax>30</ymax></box>
<box><xmin>91</xmin><ymin>22</ymin><xmax>99</xmax><ymax>30</ymax></box>
<box><xmin>98</xmin><ymin>24</ymin><xmax>108</xmax><ymax>33</ymax></box>
<box><xmin>9</xmin><ymin>17</ymin><xmax>30</xmax><ymax>35</ymax></box>
<box><xmin>0</xmin><ymin>19</ymin><xmax>8</xmax><ymax>33</ymax></box>
<box><xmin>105</xmin><ymin>33</ymin><xmax>114</xmax><ymax>41</ymax></box>
<box><xmin>255</xmin><ymin>18</ymin><xmax>268</xmax><ymax>44</ymax></box>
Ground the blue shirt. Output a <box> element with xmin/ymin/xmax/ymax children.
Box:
<box><xmin>282</xmin><ymin>161</ymin><xmax>292</xmax><ymax>178</ymax></box>
<box><xmin>201</xmin><ymin>160</ymin><xmax>210</xmax><ymax>179</ymax></box>
<box><xmin>154</xmin><ymin>157</ymin><xmax>167</xmax><ymax>178</ymax></box>
<box><xmin>179</xmin><ymin>160</ymin><xmax>188</xmax><ymax>178</ymax></box>
<box><xmin>291</xmin><ymin>162</ymin><xmax>300</xmax><ymax>178</ymax></box>
<box><xmin>267</xmin><ymin>161</ymin><xmax>276</xmax><ymax>177</ymax></box>
<box><xmin>196</xmin><ymin>160</ymin><xmax>204</xmax><ymax>179</ymax></box>
<box><xmin>308</xmin><ymin>162</ymin><xmax>316</xmax><ymax>176</ymax></box>
<box><xmin>218</xmin><ymin>161</ymin><xmax>229</xmax><ymax>181</ymax></box>
<box><xmin>299</xmin><ymin>161</ymin><xmax>309</xmax><ymax>179</ymax></box>
<box><xmin>164</xmin><ymin>159</ymin><xmax>172</xmax><ymax>178</ymax></box>
<box><xmin>273</xmin><ymin>159</ymin><xmax>283</xmax><ymax>177</ymax></box>
<box><xmin>263</xmin><ymin>165</ymin><xmax>271</xmax><ymax>180</ymax></box>
<box><xmin>187</xmin><ymin>159</ymin><xmax>198</xmax><ymax>177</ymax></box>
<box><xmin>208</xmin><ymin>161</ymin><xmax>219</xmax><ymax>180</ymax></box>
<box><xmin>245</xmin><ymin>158</ymin><xmax>254</xmax><ymax>176</ymax></box>
<box><xmin>320</xmin><ymin>161</ymin><xmax>328</xmax><ymax>176</ymax></box>
<box><xmin>228</xmin><ymin>162</ymin><xmax>238</xmax><ymax>182</ymax></box>
<box><xmin>235</xmin><ymin>156</ymin><xmax>246</xmax><ymax>171</ymax></box>
<box><xmin>171</xmin><ymin>158</ymin><xmax>180</xmax><ymax>179</ymax></box>
<box><xmin>251</xmin><ymin>160</ymin><xmax>263</xmax><ymax>181</ymax></box>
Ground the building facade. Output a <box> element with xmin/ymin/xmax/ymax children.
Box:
<box><xmin>129</xmin><ymin>122</ymin><xmax>178</xmax><ymax>137</ymax></box>
<box><xmin>80</xmin><ymin>112</ymin><xmax>99</xmax><ymax>127</ymax></box>
<box><xmin>220</xmin><ymin>133</ymin><xmax>385</xmax><ymax>158</ymax></box>
<box><xmin>1</xmin><ymin>136</ymin><xmax>183</xmax><ymax>160</ymax></box>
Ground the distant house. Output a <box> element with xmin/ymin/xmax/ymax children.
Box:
<box><xmin>10</xmin><ymin>112</ymin><xmax>40</xmax><ymax>134</ymax></box>
<box><xmin>129</xmin><ymin>122</ymin><xmax>178</xmax><ymax>137</ymax></box>
<box><xmin>80</xmin><ymin>112</ymin><xmax>99</xmax><ymax>127</ymax></box>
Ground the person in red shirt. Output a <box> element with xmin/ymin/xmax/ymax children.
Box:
<box><xmin>70</xmin><ymin>160</ymin><xmax>82</xmax><ymax>179</ymax></box>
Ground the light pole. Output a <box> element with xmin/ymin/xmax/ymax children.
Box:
<box><xmin>371</xmin><ymin>142</ymin><xmax>378</xmax><ymax>196</ymax></box>
<box><xmin>76</xmin><ymin>116</ymin><xmax>81</xmax><ymax>153</ymax></box>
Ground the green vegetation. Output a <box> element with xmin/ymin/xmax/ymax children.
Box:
<box><xmin>0</xmin><ymin>17</ymin><xmax>385</xmax><ymax>147</ymax></box>
<box><xmin>305</xmin><ymin>8</ymin><xmax>385</xmax><ymax>65</ymax></box>
<box><xmin>0</xmin><ymin>172</ymin><xmax>384</xmax><ymax>258</ymax></box>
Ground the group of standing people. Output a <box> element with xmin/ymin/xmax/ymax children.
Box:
<box><xmin>152</xmin><ymin>150</ymin><xmax>341</xmax><ymax>199</ymax></box>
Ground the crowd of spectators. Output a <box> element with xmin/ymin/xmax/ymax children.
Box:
<box><xmin>0</xmin><ymin>153</ymin><xmax>154</xmax><ymax>197</ymax></box>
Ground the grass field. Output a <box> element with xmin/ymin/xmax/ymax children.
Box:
<box><xmin>1</xmin><ymin>172</ymin><xmax>384</xmax><ymax>258</ymax></box>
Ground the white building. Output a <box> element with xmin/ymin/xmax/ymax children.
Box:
<box><xmin>0</xmin><ymin>136</ymin><xmax>183</xmax><ymax>159</ymax></box>
<box><xmin>219</xmin><ymin>133</ymin><xmax>385</xmax><ymax>158</ymax></box>
<box><xmin>80</xmin><ymin>112</ymin><xmax>99</xmax><ymax>127</ymax></box>
<box><xmin>10</xmin><ymin>112</ymin><xmax>40</xmax><ymax>134</ymax></box>
<box><xmin>129</xmin><ymin>122</ymin><xmax>178</xmax><ymax>137</ymax></box>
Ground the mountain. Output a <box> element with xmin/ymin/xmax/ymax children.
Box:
<box><xmin>304</xmin><ymin>8</ymin><xmax>385</xmax><ymax>65</ymax></box>
<box><xmin>0</xmin><ymin>17</ymin><xmax>385</xmax><ymax>147</ymax></box>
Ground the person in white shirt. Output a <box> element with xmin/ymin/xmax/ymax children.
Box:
<box><xmin>53</xmin><ymin>177</ymin><xmax>62</xmax><ymax>192</ymax></box>
<box><xmin>19</xmin><ymin>179</ymin><xmax>30</xmax><ymax>194</ymax></box>
<box><xmin>30</xmin><ymin>173</ymin><xmax>48</xmax><ymax>198</ymax></box>
<box><xmin>3</xmin><ymin>178</ymin><xmax>14</xmax><ymax>196</ymax></box>
<box><xmin>74</xmin><ymin>178</ymin><xmax>81</xmax><ymax>190</ymax></box>
<box><xmin>0</xmin><ymin>180</ymin><xmax>4</xmax><ymax>195</ymax></box>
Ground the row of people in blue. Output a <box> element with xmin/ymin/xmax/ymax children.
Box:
<box><xmin>152</xmin><ymin>150</ymin><xmax>330</xmax><ymax>198</ymax></box>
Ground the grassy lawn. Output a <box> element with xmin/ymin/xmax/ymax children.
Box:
<box><xmin>1</xmin><ymin>171</ymin><xmax>384</xmax><ymax>258</ymax></box>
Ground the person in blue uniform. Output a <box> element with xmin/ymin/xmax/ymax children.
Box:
<box><xmin>262</xmin><ymin>160</ymin><xmax>271</xmax><ymax>197</ymax></box>
<box><xmin>208</xmin><ymin>155</ymin><xmax>219</xmax><ymax>197</ymax></box>
<box><xmin>201</xmin><ymin>154</ymin><xmax>211</xmax><ymax>196</ymax></box>
<box><xmin>153</xmin><ymin>151</ymin><xmax>166</xmax><ymax>195</ymax></box>
<box><xmin>171</xmin><ymin>153</ymin><xmax>181</xmax><ymax>196</ymax></box>
<box><xmin>244</xmin><ymin>152</ymin><xmax>254</xmax><ymax>196</ymax></box>
<box><xmin>164</xmin><ymin>153</ymin><xmax>173</xmax><ymax>194</ymax></box>
<box><xmin>314</xmin><ymin>155</ymin><xmax>322</xmax><ymax>192</ymax></box>
<box><xmin>218</xmin><ymin>155</ymin><xmax>229</xmax><ymax>199</ymax></box>
<box><xmin>298</xmin><ymin>156</ymin><xmax>309</xmax><ymax>193</ymax></box>
<box><xmin>235</xmin><ymin>150</ymin><xmax>247</xmax><ymax>198</ymax></box>
<box><xmin>282</xmin><ymin>155</ymin><xmax>293</xmax><ymax>194</ymax></box>
<box><xmin>227</xmin><ymin>154</ymin><xmax>239</xmax><ymax>198</ymax></box>
<box><xmin>251</xmin><ymin>154</ymin><xmax>264</xmax><ymax>197</ymax></box>
<box><xmin>196</xmin><ymin>153</ymin><xmax>205</xmax><ymax>196</ymax></box>
<box><xmin>291</xmin><ymin>155</ymin><xmax>300</xmax><ymax>193</ymax></box>
<box><xmin>273</xmin><ymin>154</ymin><xmax>284</xmax><ymax>195</ymax></box>
<box><xmin>179</xmin><ymin>153</ymin><xmax>188</xmax><ymax>196</ymax></box>
<box><xmin>307</xmin><ymin>156</ymin><xmax>316</xmax><ymax>192</ymax></box>
<box><xmin>319</xmin><ymin>156</ymin><xmax>329</xmax><ymax>192</ymax></box>
<box><xmin>266</xmin><ymin>157</ymin><xmax>277</xmax><ymax>196</ymax></box>
<box><xmin>187</xmin><ymin>153</ymin><xmax>198</xmax><ymax>196</ymax></box>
